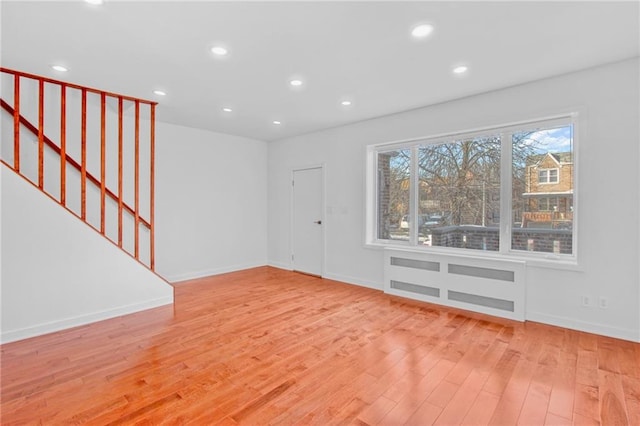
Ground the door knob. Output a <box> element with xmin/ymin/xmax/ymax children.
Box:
<box><xmin>314</xmin><ymin>220</ymin><xmax>322</xmax><ymax>225</ymax></box>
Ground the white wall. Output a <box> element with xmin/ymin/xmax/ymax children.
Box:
<box><xmin>154</xmin><ymin>122</ymin><xmax>268</xmax><ymax>282</ymax></box>
<box><xmin>268</xmin><ymin>58</ymin><xmax>640</xmax><ymax>342</ymax></box>
<box><xmin>1</xmin><ymin>165</ymin><xmax>174</xmax><ymax>343</ymax></box>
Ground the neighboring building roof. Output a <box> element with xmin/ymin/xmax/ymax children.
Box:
<box><xmin>527</xmin><ymin>151</ymin><xmax>573</xmax><ymax>166</ymax></box>
<box><xmin>550</xmin><ymin>152</ymin><xmax>573</xmax><ymax>164</ymax></box>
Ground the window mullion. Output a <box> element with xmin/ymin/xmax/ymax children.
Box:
<box><xmin>410</xmin><ymin>145</ymin><xmax>419</xmax><ymax>246</ymax></box>
<box><xmin>500</xmin><ymin>131</ymin><xmax>513</xmax><ymax>254</ymax></box>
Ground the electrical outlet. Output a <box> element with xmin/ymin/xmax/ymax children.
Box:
<box><xmin>598</xmin><ymin>297</ymin><xmax>608</xmax><ymax>309</ymax></box>
<box><xmin>581</xmin><ymin>295</ymin><xmax>592</xmax><ymax>307</ymax></box>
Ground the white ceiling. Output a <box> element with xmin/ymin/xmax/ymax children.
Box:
<box><xmin>1</xmin><ymin>1</ymin><xmax>639</xmax><ymax>142</ymax></box>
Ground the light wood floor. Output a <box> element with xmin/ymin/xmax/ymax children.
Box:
<box><xmin>1</xmin><ymin>267</ymin><xmax>638</xmax><ymax>425</ymax></box>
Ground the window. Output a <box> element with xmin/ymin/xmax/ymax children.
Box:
<box><xmin>536</xmin><ymin>197</ymin><xmax>557</xmax><ymax>211</ymax></box>
<box><xmin>512</xmin><ymin>124</ymin><xmax>574</xmax><ymax>254</ymax></box>
<box><xmin>538</xmin><ymin>168</ymin><xmax>559</xmax><ymax>184</ymax></box>
<box><xmin>368</xmin><ymin>116</ymin><xmax>576</xmax><ymax>259</ymax></box>
<box><xmin>377</xmin><ymin>148</ymin><xmax>410</xmax><ymax>241</ymax></box>
<box><xmin>417</xmin><ymin>135</ymin><xmax>501</xmax><ymax>250</ymax></box>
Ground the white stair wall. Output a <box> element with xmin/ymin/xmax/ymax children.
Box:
<box><xmin>1</xmin><ymin>165</ymin><xmax>174</xmax><ymax>343</ymax></box>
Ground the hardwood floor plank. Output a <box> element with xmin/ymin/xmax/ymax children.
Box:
<box><xmin>425</xmin><ymin>379</ymin><xmax>459</xmax><ymax>408</ymax></box>
<box><xmin>434</xmin><ymin>369</ymin><xmax>491</xmax><ymax>425</ymax></box>
<box><xmin>577</xmin><ymin>348</ymin><xmax>600</xmax><ymax>387</ymax></box>
<box><xmin>404</xmin><ymin>400</ymin><xmax>443</xmax><ymax>425</ymax></box>
<box><xmin>574</xmin><ymin>383</ymin><xmax>601</xmax><ymax>423</ymax></box>
<box><xmin>488</xmin><ymin>340</ymin><xmax>542</xmax><ymax>424</ymax></box>
<box><xmin>461</xmin><ymin>389</ymin><xmax>501</xmax><ymax>425</ymax></box>
<box><xmin>598</xmin><ymin>336</ymin><xmax>622</xmax><ymax>374</ymax></box>
<box><xmin>544</xmin><ymin>412</ymin><xmax>572</xmax><ymax>425</ymax></box>
<box><xmin>547</xmin><ymin>349</ymin><xmax>577</xmax><ymax>421</ymax></box>
<box><xmin>377</xmin><ymin>393</ymin><xmax>424</xmax><ymax>425</ymax></box>
<box><xmin>622</xmin><ymin>376</ymin><xmax>640</xmax><ymax>426</ymax></box>
<box><xmin>598</xmin><ymin>369</ymin><xmax>630</xmax><ymax>425</ymax></box>
<box><xmin>1</xmin><ymin>266</ymin><xmax>638</xmax><ymax>424</ymax></box>
<box><xmin>517</xmin><ymin>364</ymin><xmax>555</xmax><ymax>425</ymax></box>
<box><xmin>355</xmin><ymin>395</ymin><xmax>396</xmax><ymax>425</ymax></box>
<box><xmin>483</xmin><ymin>348</ymin><xmax>521</xmax><ymax>396</ymax></box>
<box><xmin>229</xmin><ymin>379</ymin><xmax>295</xmax><ymax>423</ymax></box>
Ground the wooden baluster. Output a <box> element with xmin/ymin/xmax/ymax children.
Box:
<box><xmin>38</xmin><ymin>80</ymin><xmax>44</xmax><ymax>189</ymax></box>
<box><xmin>81</xmin><ymin>88</ymin><xmax>87</xmax><ymax>220</ymax></box>
<box><xmin>60</xmin><ymin>84</ymin><xmax>67</xmax><ymax>206</ymax></box>
<box><xmin>118</xmin><ymin>97</ymin><xmax>123</xmax><ymax>248</ymax></box>
<box><xmin>150</xmin><ymin>103</ymin><xmax>156</xmax><ymax>270</ymax></box>
<box><xmin>13</xmin><ymin>74</ymin><xmax>20</xmax><ymax>172</ymax></box>
<box><xmin>100</xmin><ymin>93</ymin><xmax>106</xmax><ymax>234</ymax></box>
<box><xmin>134</xmin><ymin>100</ymin><xmax>140</xmax><ymax>260</ymax></box>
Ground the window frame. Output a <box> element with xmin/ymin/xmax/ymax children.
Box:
<box><xmin>538</xmin><ymin>168</ymin><xmax>559</xmax><ymax>184</ymax></box>
<box><xmin>365</xmin><ymin>114</ymin><xmax>578</xmax><ymax>265</ymax></box>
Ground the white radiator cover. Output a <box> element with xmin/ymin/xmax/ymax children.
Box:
<box><xmin>384</xmin><ymin>248</ymin><xmax>526</xmax><ymax>321</ymax></box>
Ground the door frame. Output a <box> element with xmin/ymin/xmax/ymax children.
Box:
<box><xmin>290</xmin><ymin>164</ymin><xmax>325</xmax><ymax>277</ymax></box>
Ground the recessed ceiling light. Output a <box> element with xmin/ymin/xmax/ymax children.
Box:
<box><xmin>51</xmin><ymin>65</ymin><xmax>68</xmax><ymax>72</ymax></box>
<box><xmin>153</xmin><ymin>90</ymin><xmax>166</xmax><ymax>96</ymax></box>
<box><xmin>85</xmin><ymin>0</ymin><xmax>104</xmax><ymax>5</ymax></box>
<box><xmin>222</xmin><ymin>107</ymin><xmax>233</xmax><ymax>112</ymax></box>
<box><xmin>411</xmin><ymin>23</ymin><xmax>434</xmax><ymax>39</ymax></box>
<box><xmin>453</xmin><ymin>65</ymin><xmax>468</xmax><ymax>74</ymax></box>
<box><xmin>272</xmin><ymin>120</ymin><xmax>282</xmax><ymax>125</ymax></box>
<box><xmin>211</xmin><ymin>46</ymin><xmax>228</xmax><ymax>56</ymax></box>
<box><xmin>289</xmin><ymin>79</ymin><xmax>303</xmax><ymax>87</ymax></box>
<box><xmin>341</xmin><ymin>100</ymin><xmax>352</xmax><ymax>106</ymax></box>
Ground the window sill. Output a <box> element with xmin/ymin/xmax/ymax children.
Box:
<box><xmin>365</xmin><ymin>241</ymin><xmax>581</xmax><ymax>271</ymax></box>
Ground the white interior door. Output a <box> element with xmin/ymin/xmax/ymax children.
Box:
<box><xmin>292</xmin><ymin>167</ymin><xmax>323</xmax><ymax>276</ymax></box>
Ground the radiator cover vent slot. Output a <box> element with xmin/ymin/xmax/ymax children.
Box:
<box><xmin>390</xmin><ymin>257</ymin><xmax>440</xmax><ymax>272</ymax></box>
<box><xmin>390</xmin><ymin>280</ymin><xmax>440</xmax><ymax>298</ymax></box>
<box><xmin>448</xmin><ymin>263</ymin><xmax>515</xmax><ymax>282</ymax></box>
<box><xmin>448</xmin><ymin>290</ymin><xmax>514</xmax><ymax>312</ymax></box>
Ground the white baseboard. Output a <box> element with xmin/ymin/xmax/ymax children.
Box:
<box><xmin>266</xmin><ymin>263</ymin><xmax>381</xmax><ymax>290</ymax></box>
<box><xmin>267</xmin><ymin>260</ymin><xmax>292</xmax><ymax>271</ymax></box>
<box><xmin>322</xmin><ymin>272</ymin><xmax>382</xmax><ymax>291</ymax></box>
<box><xmin>167</xmin><ymin>262</ymin><xmax>267</xmax><ymax>283</ymax></box>
<box><xmin>526</xmin><ymin>311</ymin><xmax>639</xmax><ymax>343</ymax></box>
<box><xmin>0</xmin><ymin>296</ymin><xmax>173</xmax><ymax>344</ymax></box>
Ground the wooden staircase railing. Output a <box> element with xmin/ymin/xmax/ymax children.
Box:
<box><xmin>1</xmin><ymin>67</ymin><xmax>157</xmax><ymax>270</ymax></box>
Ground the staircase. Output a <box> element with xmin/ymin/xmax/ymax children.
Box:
<box><xmin>1</xmin><ymin>68</ymin><xmax>173</xmax><ymax>343</ymax></box>
<box><xmin>1</xmin><ymin>67</ymin><xmax>156</xmax><ymax>270</ymax></box>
